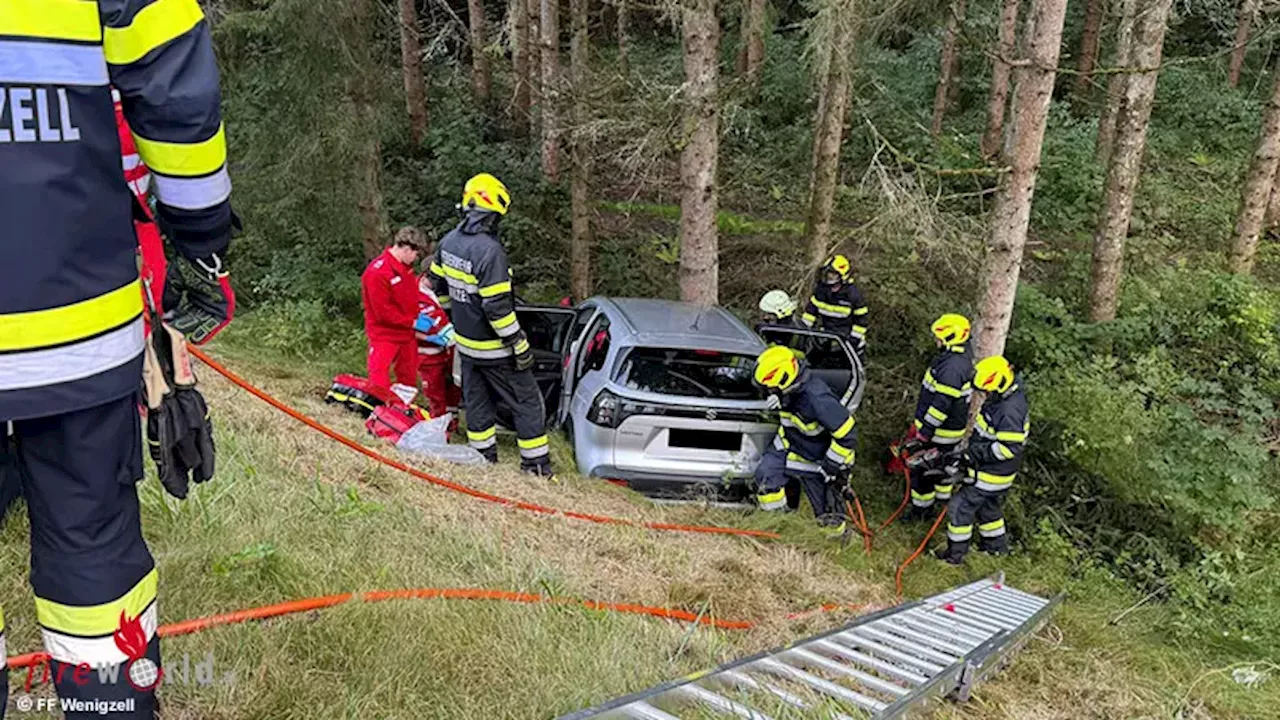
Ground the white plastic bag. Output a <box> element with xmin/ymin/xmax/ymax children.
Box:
<box><xmin>395</xmin><ymin>413</ymin><xmax>487</xmax><ymax>465</ymax></box>
<box><xmin>390</xmin><ymin>383</ymin><xmax>418</xmax><ymax>405</ymax></box>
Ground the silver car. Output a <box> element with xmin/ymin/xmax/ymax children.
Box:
<box><xmin>511</xmin><ymin>298</ymin><xmax>864</xmax><ymax>501</ymax></box>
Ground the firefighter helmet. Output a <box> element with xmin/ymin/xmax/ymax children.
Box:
<box><xmin>461</xmin><ymin>173</ymin><xmax>511</xmax><ymax>215</ymax></box>
<box><xmin>974</xmin><ymin>356</ymin><xmax>1014</xmax><ymax>394</ymax></box>
<box><xmin>931</xmin><ymin>313</ymin><xmax>971</xmax><ymax>347</ymax></box>
<box><xmin>823</xmin><ymin>254</ymin><xmax>852</xmax><ymax>283</ymax></box>
<box><xmin>759</xmin><ymin>290</ymin><xmax>797</xmax><ymax>319</ymax></box>
<box><xmin>754</xmin><ymin>346</ymin><xmax>801</xmax><ymax>392</ymax></box>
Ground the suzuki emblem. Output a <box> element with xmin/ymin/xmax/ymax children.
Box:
<box><xmin>706</xmin><ymin>409</ymin><xmax>717</xmax><ymax>421</ymax></box>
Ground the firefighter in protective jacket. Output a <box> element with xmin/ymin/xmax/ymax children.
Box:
<box><xmin>937</xmin><ymin>356</ymin><xmax>1029</xmax><ymax>565</ymax></box>
<box><xmin>752</xmin><ymin>346</ymin><xmax>858</xmax><ymax>535</ymax></box>
<box><xmin>905</xmin><ymin>314</ymin><xmax>974</xmax><ymax>519</ymax></box>
<box><xmin>0</xmin><ymin>1</ymin><xmax>236</xmax><ymax>716</ymax></box>
<box><xmin>430</xmin><ymin>174</ymin><xmax>553</xmax><ymax>476</ymax></box>
<box><xmin>801</xmin><ymin>255</ymin><xmax>869</xmax><ymax>360</ymax></box>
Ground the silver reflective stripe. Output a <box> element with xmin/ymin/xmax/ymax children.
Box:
<box><xmin>40</xmin><ymin>603</ymin><xmax>157</xmax><ymax>666</ymax></box>
<box><xmin>975</xmin><ymin>480</ymin><xmax>1012</xmax><ymax>492</ymax></box>
<box><xmin>980</xmin><ymin>525</ymin><xmax>1006</xmax><ymax>538</ymax></box>
<box><xmin>519</xmin><ymin>445</ymin><xmax>550</xmax><ymax>459</ymax></box>
<box><xmin>786</xmin><ymin>459</ymin><xmax>820</xmax><ymax>473</ymax></box>
<box><xmin>0</xmin><ymin>40</ymin><xmax>108</xmax><ymax>86</ymax></box>
<box><xmin>780</xmin><ymin>419</ymin><xmax>823</xmax><ymax>436</ymax></box>
<box><xmin>758</xmin><ymin>494</ymin><xmax>787</xmax><ymax>511</ymax></box>
<box><xmin>469</xmin><ymin>437</ymin><xmax>496</xmax><ymax>450</ymax></box>
<box><xmin>947</xmin><ymin>528</ymin><xmax>972</xmax><ymax>542</ymax></box>
<box><xmin>151</xmin><ymin>167</ymin><xmax>232</xmax><ymax>210</ymax></box>
<box><xmin>455</xmin><ymin>344</ymin><xmax>511</xmax><ymax>360</ymax></box>
<box><xmin>0</xmin><ymin>318</ymin><xmax>143</xmax><ymax>391</ymax></box>
<box><xmin>772</xmin><ymin>435</ymin><xmax>786</xmax><ymax>451</ymax></box>
<box><xmin>122</xmin><ymin>153</ymin><xmax>143</xmax><ymax>172</ymax></box>
<box><xmin>932</xmin><ymin>435</ymin><xmax>962</xmax><ymax>445</ymax></box>
<box><xmin>445</xmin><ymin>276</ymin><xmax>479</xmax><ymax>294</ymax></box>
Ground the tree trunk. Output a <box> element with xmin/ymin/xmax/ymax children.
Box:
<box><xmin>513</xmin><ymin>0</ymin><xmax>531</xmax><ymax>133</ymax></box>
<box><xmin>397</xmin><ymin>0</ymin><xmax>428</xmax><ymax>146</ymax></box>
<box><xmin>980</xmin><ymin>0</ymin><xmax>1020</xmax><ymax>159</ymax></box>
<box><xmin>743</xmin><ymin>0</ymin><xmax>767</xmax><ymax>96</ymax></box>
<box><xmin>976</xmin><ymin>0</ymin><xmax>1070</xmax><ymax>359</ymax></box>
<box><xmin>528</xmin><ymin>0</ymin><xmax>542</xmax><ymax>127</ymax></box>
<box><xmin>617</xmin><ymin>0</ymin><xmax>630</xmax><ymax>75</ymax></box>
<box><xmin>678</xmin><ymin>0</ymin><xmax>720</xmax><ymax>306</ymax></box>
<box><xmin>541</xmin><ymin>0</ymin><xmax>562</xmax><ymax>181</ymax></box>
<box><xmin>1071</xmin><ymin>0</ymin><xmax>1105</xmax><ymax>97</ymax></box>
<box><xmin>805</xmin><ymin>9</ymin><xmax>855</xmax><ymax>268</ymax></box>
<box><xmin>1088</xmin><ymin>0</ymin><xmax>1173</xmax><ymax>323</ymax></box>
<box><xmin>1266</xmin><ymin>162</ymin><xmax>1280</xmax><ymax>230</ymax></box>
<box><xmin>349</xmin><ymin>0</ymin><xmax>388</xmax><ymax>260</ymax></box>
<box><xmin>468</xmin><ymin>0</ymin><xmax>492</xmax><ymax>105</ymax></box>
<box><xmin>1231</xmin><ymin>68</ymin><xmax>1280</xmax><ymax>274</ymax></box>
<box><xmin>1096</xmin><ymin>0</ymin><xmax>1136</xmax><ymax>167</ymax></box>
<box><xmin>569</xmin><ymin>0</ymin><xmax>593</xmax><ymax>300</ymax></box>
<box><xmin>931</xmin><ymin>0</ymin><xmax>966</xmax><ymax>136</ymax></box>
<box><xmin>1229</xmin><ymin>0</ymin><xmax>1259</xmax><ymax>89</ymax></box>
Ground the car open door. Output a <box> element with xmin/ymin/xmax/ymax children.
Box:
<box><xmin>485</xmin><ymin>307</ymin><xmax>577</xmax><ymax>430</ymax></box>
<box><xmin>756</xmin><ymin>325</ymin><xmax>866</xmax><ymax>411</ymax></box>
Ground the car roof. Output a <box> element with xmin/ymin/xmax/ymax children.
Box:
<box><xmin>594</xmin><ymin>297</ymin><xmax>766</xmax><ymax>355</ymax></box>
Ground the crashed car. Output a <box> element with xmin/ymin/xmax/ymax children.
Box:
<box><xmin>499</xmin><ymin>297</ymin><xmax>864</xmax><ymax>501</ymax></box>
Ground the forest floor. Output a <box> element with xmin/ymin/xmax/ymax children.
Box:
<box><xmin>0</xmin><ymin>322</ymin><xmax>1274</xmax><ymax>719</ymax></box>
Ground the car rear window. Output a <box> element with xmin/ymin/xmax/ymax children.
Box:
<box><xmin>618</xmin><ymin>348</ymin><xmax>760</xmax><ymax>400</ymax></box>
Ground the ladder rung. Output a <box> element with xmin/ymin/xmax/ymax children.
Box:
<box><xmin>716</xmin><ymin>671</ymin><xmax>807</xmax><ymax>711</ymax></box>
<box><xmin>991</xmin><ymin>584</ymin><xmax>1049</xmax><ymax>607</ymax></box>
<box><xmin>752</xmin><ymin>658</ymin><xmax>887</xmax><ymax>713</ymax></box>
<box><xmin>953</xmin><ymin>599</ymin><xmax>1027</xmax><ymax>626</ymax></box>
<box><xmin>618</xmin><ymin>701</ymin><xmax>682</xmax><ymax>720</ymax></box>
<box><xmin>784</xmin><ymin>648</ymin><xmax>910</xmax><ymax>697</ymax></box>
<box><xmin>866</xmin><ymin>621</ymin><xmax>970</xmax><ymax>659</ymax></box>
<box><xmin>978</xmin><ymin>588</ymin><xmax>1045</xmax><ymax>615</ymax></box>
<box><xmin>809</xmin><ymin>639</ymin><xmax>930</xmax><ymax>685</ymax></box>
<box><xmin>672</xmin><ymin>684</ymin><xmax>773</xmax><ymax>720</ymax></box>
<box><xmin>850</xmin><ymin>626</ymin><xmax>959</xmax><ymax>667</ymax></box>
<box><xmin>899</xmin><ymin>610</ymin><xmax>991</xmax><ymax>644</ymax></box>
<box><xmin>923</xmin><ymin>605</ymin><xmax>1009</xmax><ymax>634</ymax></box>
<box><xmin>948</xmin><ymin>604</ymin><xmax>1020</xmax><ymax>631</ymax></box>
<box><xmin>834</xmin><ymin>631</ymin><xmax>948</xmax><ymax>674</ymax></box>
<box><xmin>967</xmin><ymin>593</ymin><xmax>1039</xmax><ymax>621</ymax></box>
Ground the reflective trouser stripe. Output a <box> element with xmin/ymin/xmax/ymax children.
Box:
<box><xmin>757</xmin><ymin>489</ymin><xmax>787</xmax><ymax>511</ymax></box>
<box><xmin>911</xmin><ymin>490</ymin><xmax>935</xmax><ymax>507</ymax></box>
<box><xmin>978</xmin><ymin>519</ymin><xmax>1006</xmax><ymax>537</ymax></box>
<box><xmin>934</xmin><ymin>484</ymin><xmax>953</xmax><ymax>500</ymax></box>
<box><xmin>42</xmin><ymin>603</ymin><xmax>158</xmax><ymax>667</ymax></box>
<box><xmin>518</xmin><ymin>435</ymin><xmax>550</xmax><ymax>459</ymax></box>
<box><xmin>947</xmin><ymin>524</ymin><xmax>973</xmax><ymax>542</ymax></box>
<box><xmin>0</xmin><ymin>39</ymin><xmax>108</xmax><ymax>85</ymax></box>
<box><xmin>0</xmin><ymin>279</ymin><xmax>144</xmax><ymax>352</ymax></box>
<box><xmin>467</xmin><ymin>426</ymin><xmax>497</xmax><ymax>449</ymax></box>
<box><xmin>0</xmin><ymin>317</ymin><xmax>144</xmax><ymax>391</ymax></box>
<box><xmin>151</xmin><ymin>166</ymin><xmax>232</xmax><ymax>210</ymax></box>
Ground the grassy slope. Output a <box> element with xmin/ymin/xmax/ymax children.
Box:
<box><xmin>0</xmin><ymin>323</ymin><xmax>1273</xmax><ymax>719</ymax></box>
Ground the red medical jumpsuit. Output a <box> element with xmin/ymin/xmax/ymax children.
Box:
<box><xmin>361</xmin><ymin>249</ymin><xmax>420</xmax><ymax>392</ymax></box>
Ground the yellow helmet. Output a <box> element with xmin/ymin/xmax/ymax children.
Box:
<box><xmin>931</xmin><ymin>313</ymin><xmax>971</xmax><ymax>347</ymax></box>
<box><xmin>461</xmin><ymin>173</ymin><xmax>511</xmax><ymax>215</ymax></box>
<box><xmin>754</xmin><ymin>345</ymin><xmax>801</xmax><ymax>392</ymax></box>
<box><xmin>823</xmin><ymin>254</ymin><xmax>853</xmax><ymax>282</ymax></box>
<box><xmin>974</xmin><ymin>356</ymin><xmax>1014</xmax><ymax>394</ymax></box>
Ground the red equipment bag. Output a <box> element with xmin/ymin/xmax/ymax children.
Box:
<box><xmin>326</xmin><ymin>374</ymin><xmax>397</xmax><ymax>416</ymax></box>
<box><xmin>365</xmin><ymin>404</ymin><xmax>423</xmax><ymax>444</ymax></box>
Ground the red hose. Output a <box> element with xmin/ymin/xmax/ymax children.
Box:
<box><xmin>189</xmin><ymin>347</ymin><xmax>778</xmax><ymax>541</ymax></box>
<box><xmin>6</xmin><ymin>588</ymin><xmax>872</xmax><ymax>670</ymax></box>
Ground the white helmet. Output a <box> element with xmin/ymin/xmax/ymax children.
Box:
<box><xmin>759</xmin><ymin>290</ymin><xmax>797</xmax><ymax>319</ymax></box>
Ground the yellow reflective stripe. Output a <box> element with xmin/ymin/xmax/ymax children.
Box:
<box><xmin>831</xmin><ymin>415</ymin><xmax>855</xmax><ymax>439</ymax></box>
<box><xmin>995</xmin><ymin>430</ymin><xmax>1027</xmax><ymax>443</ymax></box>
<box><xmin>492</xmin><ymin>312</ymin><xmax>518</xmax><ymax>330</ymax></box>
<box><xmin>757</xmin><ymin>489</ymin><xmax>786</xmax><ymax>509</ymax></box>
<box><xmin>133</xmin><ymin>124</ymin><xmax>227</xmax><ymax>178</ymax></box>
<box><xmin>429</xmin><ymin>262</ymin><xmax>446</xmax><ymax>277</ymax></box>
<box><xmin>912</xmin><ymin>418</ymin><xmax>924</xmax><ymax>430</ymax></box>
<box><xmin>780</xmin><ymin>412</ymin><xmax>820</xmax><ymax>432</ymax></box>
<box><xmin>933</xmin><ymin>427</ymin><xmax>966</xmax><ymax>438</ymax></box>
<box><xmin>948</xmin><ymin>524</ymin><xmax>972</xmax><ymax>534</ymax></box>
<box><xmin>810</xmin><ymin>298</ymin><xmax>853</xmax><ymax>316</ymax></box>
<box><xmin>978</xmin><ymin>519</ymin><xmax>1005</xmax><ymax>532</ymax></box>
<box><xmin>455</xmin><ymin>335</ymin><xmax>504</xmax><ymax>351</ymax></box>
<box><xmin>827</xmin><ymin>442</ymin><xmax>854</xmax><ymax>461</ymax></box>
<box><xmin>36</xmin><ymin>569</ymin><xmax>158</xmax><ymax>636</ymax></box>
<box><xmin>513</xmin><ymin>338</ymin><xmax>530</xmax><ymax>355</ymax></box>
<box><xmin>442</xmin><ymin>265</ymin><xmax>479</xmax><ymax>285</ymax></box>
<box><xmin>800</xmin><ymin>313</ymin><xmax>817</xmax><ymax>325</ymax></box>
<box><xmin>0</xmin><ymin>605</ymin><xmax>4</xmax><ymax>633</ymax></box>
<box><xmin>103</xmin><ymin>0</ymin><xmax>204</xmax><ymax>65</ymax></box>
<box><xmin>0</xmin><ymin>0</ymin><xmax>102</xmax><ymax>42</ymax></box>
<box><xmin>926</xmin><ymin>407</ymin><xmax>947</xmax><ymax>422</ymax></box>
<box><xmin>852</xmin><ymin>306</ymin><xmax>868</xmax><ymax>316</ymax></box>
<box><xmin>924</xmin><ymin>370</ymin><xmax>963</xmax><ymax>398</ymax></box>
<box><xmin>993</xmin><ymin>442</ymin><xmax>1015</xmax><ymax>460</ymax></box>
<box><xmin>517</xmin><ymin>435</ymin><xmax>549</xmax><ymax>450</ymax></box>
<box><xmin>976</xmin><ymin>413</ymin><xmax>994</xmax><ymax>433</ymax></box>
<box><xmin>0</xmin><ymin>280</ymin><xmax>142</xmax><ymax>352</ymax></box>
<box><xmin>852</xmin><ymin>325</ymin><xmax>868</xmax><ymax>335</ymax></box>
<box><xmin>479</xmin><ymin>281</ymin><xmax>512</xmax><ymax>298</ymax></box>
<box><xmin>911</xmin><ymin>490</ymin><xmax>935</xmax><ymax>501</ymax></box>
<box><xmin>969</xmin><ymin>469</ymin><xmax>1015</xmax><ymax>484</ymax></box>
<box><xmin>467</xmin><ymin>426</ymin><xmax>496</xmax><ymax>441</ymax></box>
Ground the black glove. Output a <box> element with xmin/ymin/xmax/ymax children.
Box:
<box><xmin>144</xmin><ymin>324</ymin><xmax>216</xmax><ymax>499</ymax></box>
<box><xmin>510</xmin><ymin>331</ymin><xmax>535</xmax><ymax>372</ymax></box>
<box><xmin>163</xmin><ymin>253</ymin><xmax>235</xmax><ymax>345</ymax></box>
<box><xmin>820</xmin><ymin>457</ymin><xmax>849</xmax><ymax>488</ymax></box>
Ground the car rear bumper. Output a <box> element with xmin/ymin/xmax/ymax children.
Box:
<box><xmin>589</xmin><ymin>466</ymin><xmax>755</xmax><ymax>503</ymax></box>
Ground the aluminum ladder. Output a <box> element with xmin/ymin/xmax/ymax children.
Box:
<box><xmin>560</xmin><ymin>573</ymin><xmax>1063</xmax><ymax>720</ymax></box>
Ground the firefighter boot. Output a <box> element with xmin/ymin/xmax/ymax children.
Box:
<box><xmin>935</xmin><ymin>540</ymin><xmax>968</xmax><ymax>565</ymax></box>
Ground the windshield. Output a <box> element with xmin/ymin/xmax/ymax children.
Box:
<box><xmin>618</xmin><ymin>347</ymin><xmax>761</xmax><ymax>400</ymax></box>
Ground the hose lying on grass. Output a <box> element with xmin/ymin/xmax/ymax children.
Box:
<box><xmin>189</xmin><ymin>347</ymin><xmax>779</xmax><ymax>541</ymax></box>
<box><xmin>5</xmin><ymin>587</ymin><xmax>872</xmax><ymax>670</ymax></box>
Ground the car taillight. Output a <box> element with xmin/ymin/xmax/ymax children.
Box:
<box><xmin>588</xmin><ymin>389</ymin><xmax>620</xmax><ymax>427</ymax></box>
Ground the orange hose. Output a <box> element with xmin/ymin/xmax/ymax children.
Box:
<box><xmin>877</xmin><ymin>449</ymin><xmax>913</xmax><ymax>533</ymax></box>
<box><xmin>5</xmin><ymin>588</ymin><xmax>874</xmax><ymax>670</ymax></box>
<box><xmin>189</xmin><ymin>347</ymin><xmax>778</xmax><ymax>541</ymax></box>
<box><xmin>852</xmin><ymin>495</ymin><xmax>872</xmax><ymax>556</ymax></box>
<box><xmin>894</xmin><ymin>507</ymin><xmax>947</xmax><ymax>597</ymax></box>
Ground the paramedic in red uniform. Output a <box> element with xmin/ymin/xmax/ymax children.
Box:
<box><xmin>415</xmin><ymin>263</ymin><xmax>462</xmax><ymax>419</ymax></box>
<box><xmin>362</xmin><ymin>229</ymin><xmax>428</xmax><ymax>393</ymax></box>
